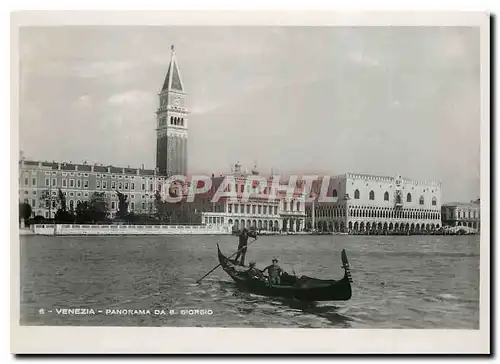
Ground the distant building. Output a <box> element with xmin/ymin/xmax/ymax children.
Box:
<box><xmin>441</xmin><ymin>200</ymin><xmax>480</xmax><ymax>231</ymax></box>
<box><xmin>18</xmin><ymin>46</ymin><xmax>189</xmax><ymax>220</ymax></box>
<box><xmin>306</xmin><ymin>173</ymin><xmax>443</xmax><ymax>233</ymax></box>
<box><xmin>156</xmin><ymin>45</ymin><xmax>189</xmax><ymax>177</ymax></box>
<box><xmin>181</xmin><ymin>162</ymin><xmax>307</xmax><ymax>232</ymax></box>
<box><xmin>18</xmin><ymin>46</ymin><xmax>447</xmax><ymax>234</ymax></box>
<box><xmin>18</xmin><ymin>160</ymin><xmax>164</xmax><ymax>219</ymax></box>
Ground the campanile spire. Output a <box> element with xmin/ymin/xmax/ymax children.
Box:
<box><xmin>161</xmin><ymin>44</ymin><xmax>184</xmax><ymax>92</ymax></box>
<box><xmin>156</xmin><ymin>46</ymin><xmax>188</xmax><ymax>177</ymax></box>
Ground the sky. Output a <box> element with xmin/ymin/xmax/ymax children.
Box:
<box><xmin>18</xmin><ymin>26</ymin><xmax>480</xmax><ymax>203</ymax></box>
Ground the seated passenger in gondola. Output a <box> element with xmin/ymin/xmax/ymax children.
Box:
<box><xmin>245</xmin><ymin>262</ymin><xmax>264</xmax><ymax>280</ymax></box>
<box><xmin>262</xmin><ymin>258</ymin><xmax>283</xmax><ymax>286</ymax></box>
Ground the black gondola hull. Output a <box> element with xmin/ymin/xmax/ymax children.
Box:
<box><xmin>217</xmin><ymin>244</ymin><xmax>352</xmax><ymax>302</ymax></box>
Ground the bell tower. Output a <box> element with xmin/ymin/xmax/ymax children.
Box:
<box><xmin>156</xmin><ymin>45</ymin><xmax>188</xmax><ymax>177</ymax></box>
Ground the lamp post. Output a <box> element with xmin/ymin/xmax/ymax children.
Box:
<box><xmin>48</xmin><ymin>187</ymin><xmax>52</xmax><ymax>219</ymax></box>
<box><xmin>312</xmin><ymin>197</ymin><xmax>316</xmax><ymax>232</ymax></box>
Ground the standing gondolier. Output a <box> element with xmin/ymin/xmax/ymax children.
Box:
<box><xmin>233</xmin><ymin>228</ymin><xmax>257</xmax><ymax>266</ymax></box>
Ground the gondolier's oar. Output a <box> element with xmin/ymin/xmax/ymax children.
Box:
<box><xmin>196</xmin><ymin>237</ymin><xmax>259</xmax><ymax>284</ymax></box>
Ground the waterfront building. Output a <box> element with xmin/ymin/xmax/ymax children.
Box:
<box><xmin>18</xmin><ymin>46</ymin><xmax>189</xmax><ymax>219</ymax></box>
<box><xmin>441</xmin><ymin>200</ymin><xmax>480</xmax><ymax>231</ymax></box>
<box><xmin>305</xmin><ymin>173</ymin><xmax>442</xmax><ymax>233</ymax></box>
<box><xmin>18</xmin><ymin>159</ymin><xmax>165</xmax><ymax>219</ymax></box>
<box><xmin>187</xmin><ymin>162</ymin><xmax>307</xmax><ymax>232</ymax></box>
<box><xmin>18</xmin><ymin>45</ymin><xmax>444</xmax><ymax>234</ymax></box>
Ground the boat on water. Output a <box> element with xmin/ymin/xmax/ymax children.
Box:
<box><xmin>216</xmin><ymin>244</ymin><xmax>353</xmax><ymax>302</ymax></box>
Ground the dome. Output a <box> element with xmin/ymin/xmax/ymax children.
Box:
<box><xmin>251</xmin><ymin>163</ymin><xmax>259</xmax><ymax>175</ymax></box>
<box><xmin>234</xmin><ymin>161</ymin><xmax>241</xmax><ymax>173</ymax></box>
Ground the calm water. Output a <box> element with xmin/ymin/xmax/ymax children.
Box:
<box><xmin>20</xmin><ymin>234</ymin><xmax>480</xmax><ymax>329</ymax></box>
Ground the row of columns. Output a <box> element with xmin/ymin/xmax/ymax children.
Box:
<box><xmin>230</xmin><ymin>218</ymin><xmax>281</xmax><ymax>231</ymax></box>
<box><xmin>282</xmin><ymin>218</ymin><xmax>303</xmax><ymax>232</ymax></box>
<box><xmin>307</xmin><ymin>219</ymin><xmax>442</xmax><ymax>233</ymax></box>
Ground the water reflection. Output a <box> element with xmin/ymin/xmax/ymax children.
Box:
<box><xmin>218</xmin><ymin>279</ymin><xmax>353</xmax><ymax>328</ymax></box>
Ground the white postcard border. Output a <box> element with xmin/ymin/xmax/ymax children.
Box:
<box><xmin>10</xmin><ymin>10</ymin><xmax>490</xmax><ymax>354</ymax></box>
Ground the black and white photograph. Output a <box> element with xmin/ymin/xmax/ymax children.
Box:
<box><xmin>11</xmin><ymin>10</ymin><xmax>490</xmax><ymax>354</ymax></box>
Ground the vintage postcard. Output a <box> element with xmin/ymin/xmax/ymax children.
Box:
<box><xmin>11</xmin><ymin>10</ymin><xmax>490</xmax><ymax>354</ymax></box>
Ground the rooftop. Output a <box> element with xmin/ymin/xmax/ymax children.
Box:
<box><xmin>20</xmin><ymin>159</ymin><xmax>157</xmax><ymax>176</ymax></box>
<box><xmin>442</xmin><ymin>201</ymin><xmax>480</xmax><ymax>207</ymax></box>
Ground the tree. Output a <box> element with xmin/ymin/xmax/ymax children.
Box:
<box><xmin>115</xmin><ymin>190</ymin><xmax>129</xmax><ymax>218</ymax></box>
<box><xmin>74</xmin><ymin>192</ymin><xmax>108</xmax><ymax>223</ymax></box>
<box><xmin>54</xmin><ymin>209</ymin><xmax>75</xmax><ymax>223</ymax></box>
<box><xmin>75</xmin><ymin>201</ymin><xmax>90</xmax><ymax>223</ymax></box>
<box><xmin>154</xmin><ymin>190</ymin><xmax>167</xmax><ymax>220</ymax></box>
<box><xmin>57</xmin><ymin>188</ymin><xmax>66</xmax><ymax>212</ymax></box>
<box><xmin>19</xmin><ymin>202</ymin><xmax>32</xmax><ymax>221</ymax></box>
<box><xmin>54</xmin><ymin>188</ymin><xmax>75</xmax><ymax>223</ymax></box>
<box><xmin>89</xmin><ymin>192</ymin><xmax>108</xmax><ymax>222</ymax></box>
<box><xmin>40</xmin><ymin>189</ymin><xmax>57</xmax><ymax>218</ymax></box>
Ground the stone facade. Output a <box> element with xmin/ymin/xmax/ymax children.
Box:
<box><xmin>441</xmin><ymin>200</ymin><xmax>480</xmax><ymax>232</ymax></box>
<box><xmin>183</xmin><ymin>163</ymin><xmax>307</xmax><ymax>232</ymax></box>
<box><xmin>306</xmin><ymin>173</ymin><xmax>443</xmax><ymax>233</ymax></box>
<box><xmin>19</xmin><ymin>46</ymin><xmax>191</xmax><ymax>220</ymax></box>
<box><xmin>18</xmin><ymin>160</ymin><xmax>163</xmax><ymax>219</ymax></box>
<box><xmin>156</xmin><ymin>46</ymin><xmax>188</xmax><ymax>177</ymax></box>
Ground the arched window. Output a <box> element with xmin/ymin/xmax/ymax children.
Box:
<box><xmin>419</xmin><ymin>196</ymin><xmax>424</xmax><ymax>205</ymax></box>
<box><xmin>407</xmin><ymin>193</ymin><xmax>412</xmax><ymax>203</ymax></box>
<box><xmin>432</xmin><ymin>197</ymin><xmax>437</xmax><ymax>206</ymax></box>
<box><xmin>332</xmin><ymin>189</ymin><xmax>338</xmax><ymax>198</ymax></box>
<box><xmin>396</xmin><ymin>195</ymin><xmax>401</xmax><ymax>204</ymax></box>
<box><xmin>369</xmin><ymin>190</ymin><xmax>375</xmax><ymax>200</ymax></box>
<box><xmin>384</xmin><ymin>191</ymin><xmax>389</xmax><ymax>201</ymax></box>
<box><xmin>354</xmin><ymin>189</ymin><xmax>360</xmax><ymax>199</ymax></box>
<box><xmin>170</xmin><ymin>116</ymin><xmax>174</xmax><ymax>124</ymax></box>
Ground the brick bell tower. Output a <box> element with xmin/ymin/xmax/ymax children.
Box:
<box><xmin>156</xmin><ymin>45</ymin><xmax>188</xmax><ymax>177</ymax></box>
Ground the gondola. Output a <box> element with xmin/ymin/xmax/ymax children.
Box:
<box><xmin>217</xmin><ymin>244</ymin><xmax>353</xmax><ymax>302</ymax></box>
